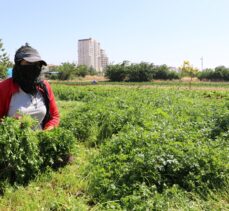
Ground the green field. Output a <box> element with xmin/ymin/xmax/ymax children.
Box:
<box><xmin>51</xmin><ymin>80</ymin><xmax>229</xmax><ymax>89</ymax></box>
<box><xmin>0</xmin><ymin>82</ymin><xmax>228</xmax><ymax>210</ymax></box>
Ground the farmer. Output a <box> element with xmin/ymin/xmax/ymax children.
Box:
<box><xmin>0</xmin><ymin>43</ymin><xmax>60</xmax><ymax>130</ymax></box>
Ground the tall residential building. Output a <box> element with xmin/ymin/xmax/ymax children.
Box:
<box><xmin>78</xmin><ymin>38</ymin><xmax>109</xmax><ymax>71</ymax></box>
<box><xmin>100</xmin><ymin>49</ymin><xmax>109</xmax><ymax>71</ymax></box>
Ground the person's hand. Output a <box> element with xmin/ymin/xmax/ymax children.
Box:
<box><xmin>44</xmin><ymin>125</ymin><xmax>54</xmax><ymax>131</ymax></box>
<box><xmin>14</xmin><ymin>113</ymin><xmax>22</xmax><ymax>120</ymax></box>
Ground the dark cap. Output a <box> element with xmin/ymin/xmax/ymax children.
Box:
<box><xmin>14</xmin><ymin>43</ymin><xmax>47</xmax><ymax>66</ymax></box>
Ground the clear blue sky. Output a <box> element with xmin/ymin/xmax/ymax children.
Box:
<box><xmin>1</xmin><ymin>0</ymin><xmax>229</xmax><ymax>69</ymax></box>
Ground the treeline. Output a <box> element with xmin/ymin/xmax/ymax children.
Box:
<box><xmin>104</xmin><ymin>61</ymin><xmax>180</xmax><ymax>82</ymax></box>
<box><xmin>49</xmin><ymin>61</ymin><xmax>229</xmax><ymax>82</ymax></box>
<box><xmin>197</xmin><ymin>66</ymin><xmax>229</xmax><ymax>81</ymax></box>
<box><xmin>104</xmin><ymin>61</ymin><xmax>229</xmax><ymax>82</ymax></box>
<box><xmin>46</xmin><ymin>63</ymin><xmax>97</xmax><ymax>80</ymax></box>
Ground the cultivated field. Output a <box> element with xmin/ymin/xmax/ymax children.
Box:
<box><xmin>0</xmin><ymin>82</ymin><xmax>228</xmax><ymax>210</ymax></box>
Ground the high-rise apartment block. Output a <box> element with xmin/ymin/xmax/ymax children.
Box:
<box><xmin>100</xmin><ymin>49</ymin><xmax>109</xmax><ymax>70</ymax></box>
<box><xmin>78</xmin><ymin>38</ymin><xmax>109</xmax><ymax>71</ymax></box>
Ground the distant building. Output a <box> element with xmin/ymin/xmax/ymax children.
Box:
<box><xmin>100</xmin><ymin>49</ymin><xmax>109</xmax><ymax>71</ymax></box>
<box><xmin>169</xmin><ymin>66</ymin><xmax>180</xmax><ymax>72</ymax></box>
<box><xmin>78</xmin><ymin>38</ymin><xmax>109</xmax><ymax>71</ymax></box>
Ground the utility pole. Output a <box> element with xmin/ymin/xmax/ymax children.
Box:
<box><xmin>200</xmin><ymin>56</ymin><xmax>203</xmax><ymax>71</ymax></box>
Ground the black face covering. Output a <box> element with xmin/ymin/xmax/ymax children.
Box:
<box><xmin>12</xmin><ymin>64</ymin><xmax>42</xmax><ymax>94</ymax></box>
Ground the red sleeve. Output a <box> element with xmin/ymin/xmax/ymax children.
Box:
<box><xmin>43</xmin><ymin>80</ymin><xmax>60</xmax><ymax>129</ymax></box>
<box><xmin>0</xmin><ymin>78</ymin><xmax>17</xmax><ymax>119</ymax></box>
<box><xmin>0</xmin><ymin>82</ymin><xmax>6</xmax><ymax>118</ymax></box>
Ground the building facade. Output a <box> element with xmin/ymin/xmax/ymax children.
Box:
<box><xmin>78</xmin><ymin>38</ymin><xmax>108</xmax><ymax>71</ymax></box>
<box><xmin>100</xmin><ymin>49</ymin><xmax>109</xmax><ymax>71</ymax></box>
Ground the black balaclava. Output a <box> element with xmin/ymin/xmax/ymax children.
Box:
<box><xmin>13</xmin><ymin>43</ymin><xmax>47</xmax><ymax>94</ymax></box>
<box><xmin>12</xmin><ymin>63</ymin><xmax>42</xmax><ymax>94</ymax></box>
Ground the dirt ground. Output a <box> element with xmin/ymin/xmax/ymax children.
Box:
<box><xmin>75</xmin><ymin>75</ymin><xmax>108</xmax><ymax>82</ymax></box>
<box><xmin>76</xmin><ymin>76</ymin><xmax>199</xmax><ymax>82</ymax></box>
<box><xmin>50</xmin><ymin>75</ymin><xmax>229</xmax><ymax>91</ymax></box>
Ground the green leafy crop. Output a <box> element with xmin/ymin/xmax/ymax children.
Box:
<box><xmin>0</xmin><ymin>117</ymin><xmax>41</xmax><ymax>188</ymax></box>
<box><xmin>88</xmin><ymin>127</ymin><xmax>229</xmax><ymax>209</ymax></box>
<box><xmin>0</xmin><ymin>116</ymin><xmax>76</xmax><ymax>193</ymax></box>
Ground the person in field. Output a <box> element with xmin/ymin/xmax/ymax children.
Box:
<box><xmin>0</xmin><ymin>43</ymin><xmax>59</xmax><ymax>130</ymax></box>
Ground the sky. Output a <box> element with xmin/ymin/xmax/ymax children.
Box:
<box><xmin>1</xmin><ymin>0</ymin><xmax>229</xmax><ymax>69</ymax></box>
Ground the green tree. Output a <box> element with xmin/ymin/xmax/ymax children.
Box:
<box><xmin>57</xmin><ymin>62</ymin><xmax>77</xmax><ymax>80</ymax></box>
<box><xmin>127</xmin><ymin>62</ymin><xmax>155</xmax><ymax>82</ymax></box>
<box><xmin>76</xmin><ymin>65</ymin><xmax>89</xmax><ymax>77</ymax></box>
<box><xmin>87</xmin><ymin>66</ymin><xmax>97</xmax><ymax>76</ymax></box>
<box><xmin>179</xmin><ymin>60</ymin><xmax>199</xmax><ymax>88</ymax></box>
<box><xmin>197</xmin><ymin>68</ymin><xmax>214</xmax><ymax>81</ymax></box>
<box><xmin>0</xmin><ymin>39</ymin><xmax>12</xmax><ymax>79</ymax></box>
<box><xmin>213</xmin><ymin>66</ymin><xmax>229</xmax><ymax>81</ymax></box>
<box><xmin>197</xmin><ymin>66</ymin><xmax>229</xmax><ymax>81</ymax></box>
<box><xmin>105</xmin><ymin>61</ymin><xmax>129</xmax><ymax>81</ymax></box>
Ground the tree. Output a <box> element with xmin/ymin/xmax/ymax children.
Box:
<box><xmin>197</xmin><ymin>68</ymin><xmax>214</xmax><ymax>81</ymax></box>
<box><xmin>76</xmin><ymin>65</ymin><xmax>90</xmax><ymax>77</ymax></box>
<box><xmin>179</xmin><ymin>60</ymin><xmax>199</xmax><ymax>88</ymax></box>
<box><xmin>104</xmin><ymin>61</ymin><xmax>129</xmax><ymax>81</ymax></box>
<box><xmin>57</xmin><ymin>62</ymin><xmax>77</xmax><ymax>80</ymax></box>
<box><xmin>197</xmin><ymin>66</ymin><xmax>229</xmax><ymax>81</ymax></box>
<box><xmin>213</xmin><ymin>66</ymin><xmax>229</xmax><ymax>81</ymax></box>
<box><xmin>0</xmin><ymin>39</ymin><xmax>12</xmax><ymax>79</ymax></box>
<box><xmin>127</xmin><ymin>62</ymin><xmax>155</xmax><ymax>82</ymax></box>
<box><xmin>87</xmin><ymin>66</ymin><xmax>97</xmax><ymax>76</ymax></box>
